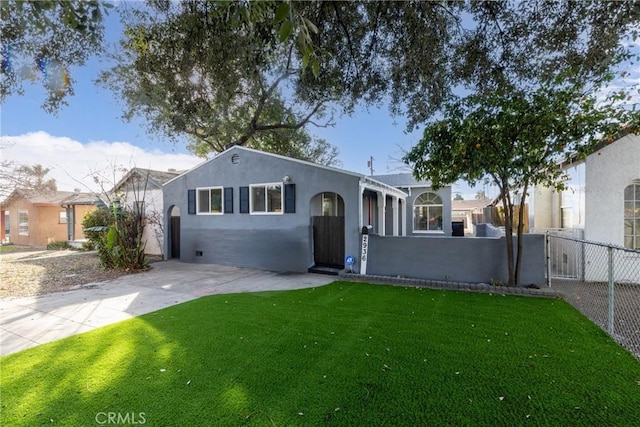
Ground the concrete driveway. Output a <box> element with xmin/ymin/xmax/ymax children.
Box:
<box><xmin>0</xmin><ymin>261</ymin><xmax>336</xmax><ymax>356</ymax></box>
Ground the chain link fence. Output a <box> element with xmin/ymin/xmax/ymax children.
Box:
<box><xmin>543</xmin><ymin>231</ymin><xmax>640</xmax><ymax>359</ymax></box>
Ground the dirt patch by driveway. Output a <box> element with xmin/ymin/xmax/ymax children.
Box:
<box><xmin>0</xmin><ymin>247</ymin><xmax>160</xmax><ymax>298</ymax></box>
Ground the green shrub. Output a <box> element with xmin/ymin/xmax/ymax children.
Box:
<box><xmin>82</xmin><ymin>204</ymin><xmax>147</xmax><ymax>271</ymax></box>
<box><xmin>46</xmin><ymin>240</ymin><xmax>72</xmax><ymax>250</ymax></box>
<box><xmin>81</xmin><ymin>240</ymin><xmax>95</xmax><ymax>251</ymax></box>
<box><xmin>82</xmin><ymin>208</ymin><xmax>114</xmax><ymax>242</ymax></box>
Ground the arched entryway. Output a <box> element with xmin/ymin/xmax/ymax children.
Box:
<box><xmin>310</xmin><ymin>192</ymin><xmax>345</xmax><ymax>270</ymax></box>
<box><xmin>168</xmin><ymin>205</ymin><xmax>181</xmax><ymax>259</ymax></box>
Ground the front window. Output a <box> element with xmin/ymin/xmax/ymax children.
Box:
<box><xmin>413</xmin><ymin>192</ymin><xmax>443</xmax><ymax>232</ymax></box>
<box><xmin>197</xmin><ymin>187</ymin><xmax>223</xmax><ymax>214</ymax></box>
<box><xmin>250</xmin><ymin>183</ymin><xmax>282</xmax><ymax>214</ymax></box>
<box><xmin>59</xmin><ymin>211</ymin><xmax>67</xmax><ymax>224</ymax></box>
<box><xmin>18</xmin><ymin>210</ymin><xmax>29</xmax><ymax>236</ymax></box>
<box><xmin>624</xmin><ymin>182</ymin><xmax>640</xmax><ymax>249</ymax></box>
<box><xmin>4</xmin><ymin>211</ymin><xmax>9</xmax><ymax>236</ymax></box>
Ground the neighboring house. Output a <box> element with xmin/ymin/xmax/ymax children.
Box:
<box><xmin>111</xmin><ymin>168</ymin><xmax>182</xmax><ymax>256</ymax></box>
<box><xmin>585</xmin><ymin>133</ymin><xmax>640</xmax><ymax>249</ymax></box>
<box><xmin>163</xmin><ymin>146</ymin><xmax>451</xmax><ymax>273</ymax></box>
<box><xmin>533</xmin><ymin>133</ymin><xmax>639</xmax><ymax>282</ymax></box>
<box><xmin>0</xmin><ymin>189</ymin><xmax>96</xmax><ymax>247</ymax></box>
<box><xmin>534</xmin><ymin>133</ymin><xmax>640</xmax><ymax>249</ymax></box>
<box><xmin>451</xmin><ymin>199</ymin><xmax>494</xmax><ymax>236</ymax></box>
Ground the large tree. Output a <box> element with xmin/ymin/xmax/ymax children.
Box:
<box><xmin>404</xmin><ymin>83</ymin><xmax>639</xmax><ymax>286</ymax></box>
<box><xmin>100</xmin><ymin>1</ymin><xmax>344</xmax><ymax>164</ymax></box>
<box><xmin>0</xmin><ymin>162</ymin><xmax>57</xmax><ymax>202</ymax></box>
<box><xmin>0</xmin><ymin>0</ymin><xmax>110</xmax><ymax>112</ymax></box>
<box><xmin>100</xmin><ymin>1</ymin><xmax>638</xmax><ymax>160</ymax></box>
<box><xmin>399</xmin><ymin>1</ymin><xmax>638</xmax><ymax>286</ymax></box>
<box><xmin>295</xmin><ymin>1</ymin><xmax>639</xmax><ymax>131</ymax></box>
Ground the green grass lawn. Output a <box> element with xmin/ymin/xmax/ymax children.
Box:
<box><xmin>2</xmin><ymin>282</ymin><xmax>639</xmax><ymax>426</ymax></box>
<box><xmin>0</xmin><ymin>244</ymin><xmax>35</xmax><ymax>254</ymax></box>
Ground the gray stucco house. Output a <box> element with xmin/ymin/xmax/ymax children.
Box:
<box><xmin>163</xmin><ymin>146</ymin><xmax>451</xmax><ymax>273</ymax></box>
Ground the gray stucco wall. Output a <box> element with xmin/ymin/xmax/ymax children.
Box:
<box><xmin>163</xmin><ymin>147</ymin><xmax>362</xmax><ymax>272</ymax></box>
<box><xmin>365</xmin><ymin>234</ymin><xmax>545</xmax><ymax>285</ymax></box>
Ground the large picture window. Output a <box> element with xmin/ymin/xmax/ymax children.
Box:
<box><xmin>18</xmin><ymin>210</ymin><xmax>29</xmax><ymax>236</ymax></box>
<box><xmin>250</xmin><ymin>183</ymin><xmax>282</xmax><ymax>214</ymax></box>
<box><xmin>624</xmin><ymin>182</ymin><xmax>640</xmax><ymax>249</ymax></box>
<box><xmin>413</xmin><ymin>192</ymin><xmax>443</xmax><ymax>232</ymax></box>
<box><xmin>196</xmin><ymin>187</ymin><xmax>223</xmax><ymax>214</ymax></box>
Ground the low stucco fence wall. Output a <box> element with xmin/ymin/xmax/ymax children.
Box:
<box><xmin>364</xmin><ymin>234</ymin><xmax>545</xmax><ymax>286</ymax></box>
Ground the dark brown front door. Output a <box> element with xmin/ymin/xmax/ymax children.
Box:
<box><xmin>312</xmin><ymin>216</ymin><xmax>345</xmax><ymax>268</ymax></box>
<box><xmin>170</xmin><ymin>216</ymin><xmax>180</xmax><ymax>259</ymax></box>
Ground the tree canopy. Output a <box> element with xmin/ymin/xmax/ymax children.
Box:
<box><xmin>404</xmin><ymin>81</ymin><xmax>639</xmax><ymax>286</ymax></box>
<box><xmin>98</xmin><ymin>0</ymin><xmax>638</xmax><ymax>162</ymax></box>
<box><xmin>0</xmin><ymin>162</ymin><xmax>57</xmax><ymax>203</ymax></box>
<box><xmin>99</xmin><ymin>1</ymin><xmax>345</xmax><ymax>164</ymax></box>
<box><xmin>0</xmin><ymin>0</ymin><xmax>110</xmax><ymax>112</ymax></box>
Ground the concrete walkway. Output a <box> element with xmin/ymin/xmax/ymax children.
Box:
<box><xmin>0</xmin><ymin>261</ymin><xmax>336</xmax><ymax>356</ymax></box>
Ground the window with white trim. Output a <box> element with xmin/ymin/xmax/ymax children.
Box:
<box><xmin>250</xmin><ymin>183</ymin><xmax>283</xmax><ymax>214</ymax></box>
<box><xmin>196</xmin><ymin>187</ymin><xmax>223</xmax><ymax>214</ymax></box>
<box><xmin>624</xmin><ymin>182</ymin><xmax>640</xmax><ymax>250</ymax></box>
<box><xmin>59</xmin><ymin>211</ymin><xmax>67</xmax><ymax>224</ymax></box>
<box><xmin>18</xmin><ymin>210</ymin><xmax>29</xmax><ymax>236</ymax></box>
<box><xmin>413</xmin><ymin>192</ymin><xmax>443</xmax><ymax>232</ymax></box>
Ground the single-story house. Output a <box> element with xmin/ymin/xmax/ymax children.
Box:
<box><xmin>1</xmin><ymin>189</ymin><xmax>96</xmax><ymax>247</ymax></box>
<box><xmin>163</xmin><ymin>146</ymin><xmax>451</xmax><ymax>273</ymax></box>
<box><xmin>111</xmin><ymin>167</ymin><xmax>182</xmax><ymax>256</ymax></box>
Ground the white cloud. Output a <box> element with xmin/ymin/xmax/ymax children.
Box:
<box><xmin>0</xmin><ymin>131</ymin><xmax>204</xmax><ymax>192</ymax></box>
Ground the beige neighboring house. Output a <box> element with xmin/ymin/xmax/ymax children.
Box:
<box><xmin>1</xmin><ymin>189</ymin><xmax>96</xmax><ymax>247</ymax></box>
<box><xmin>111</xmin><ymin>168</ymin><xmax>182</xmax><ymax>256</ymax></box>
<box><xmin>451</xmin><ymin>199</ymin><xmax>494</xmax><ymax>236</ymax></box>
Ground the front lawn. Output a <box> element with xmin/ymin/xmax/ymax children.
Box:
<box><xmin>2</xmin><ymin>282</ymin><xmax>639</xmax><ymax>426</ymax></box>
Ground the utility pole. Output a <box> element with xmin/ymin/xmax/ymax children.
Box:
<box><xmin>367</xmin><ymin>156</ymin><xmax>374</xmax><ymax>176</ymax></box>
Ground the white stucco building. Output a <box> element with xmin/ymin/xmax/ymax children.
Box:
<box><xmin>584</xmin><ymin>133</ymin><xmax>640</xmax><ymax>248</ymax></box>
<box><xmin>534</xmin><ymin>133</ymin><xmax>640</xmax><ymax>249</ymax></box>
<box><xmin>113</xmin><ymin>168</ymin><xmax>182</xmax><ymax>256</ymax></box>
<box><xmin>534</xmin><ymin>133</ymin><xmax>640</xmax><ymax>282</ymax></box>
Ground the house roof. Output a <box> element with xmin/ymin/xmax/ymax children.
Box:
<box><xmin>371</xmin><ymin>173</ymin><xmax>432</xmax><ymax>188</ymax></box>
<box><xmin>562</xmin><ymin>131</ymin><xmax>639</xmax><ymax>169</ymax></box>
<box><xmin>165</xmin><ymin>145</ymin><xmax>409</xmax><ymax>198</ymax></box>
<box><xmin>113</xmin><ymin>168</ymin><xmax>183</xmax><ymax>192</ymax></box>
<box><xmin>452</xmin><ymin>199</ymin><xmax>493</xmax><ymax>211</ymax></box>
<box><xmin>2</xmin><ymin>189</ymin><xmax>97</xmax><ymax>207</ymax></box>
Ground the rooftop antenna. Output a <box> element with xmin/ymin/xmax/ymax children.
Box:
<box><xmin>367</xmin><ymin>156</ymin><xmax>374</xmax><ymax>176</ymax></box>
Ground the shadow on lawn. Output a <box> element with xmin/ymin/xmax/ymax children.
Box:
<box><xmin>1</xmin><ymin>317</ymin><xmax>178</xmax><ymax>426</ymax></box>
<box><xmin>3</xmin><ymin>283</ymin><xmax>640</xmax><ymax>426</ymax></box>
<box><xmin>1</xmin><ymin>286</ymin><xmax>404</xmax><ymax>425</ymax></box>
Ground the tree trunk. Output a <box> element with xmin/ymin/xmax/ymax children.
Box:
<box><xmin>501</xmin><ymin>183</ymin><xmax>516</xmax><ymax>286</ymax></box>
<box><xmin>514</xmin><ymin>181</ymin><xmax>529</xmax><ymax>287</ymax></box>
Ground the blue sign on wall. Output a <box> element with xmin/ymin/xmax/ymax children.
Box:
<box><xmin>345</xmin><ymin>255</ymin><xmax>355</xmax><ymax>266</ymax></box>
